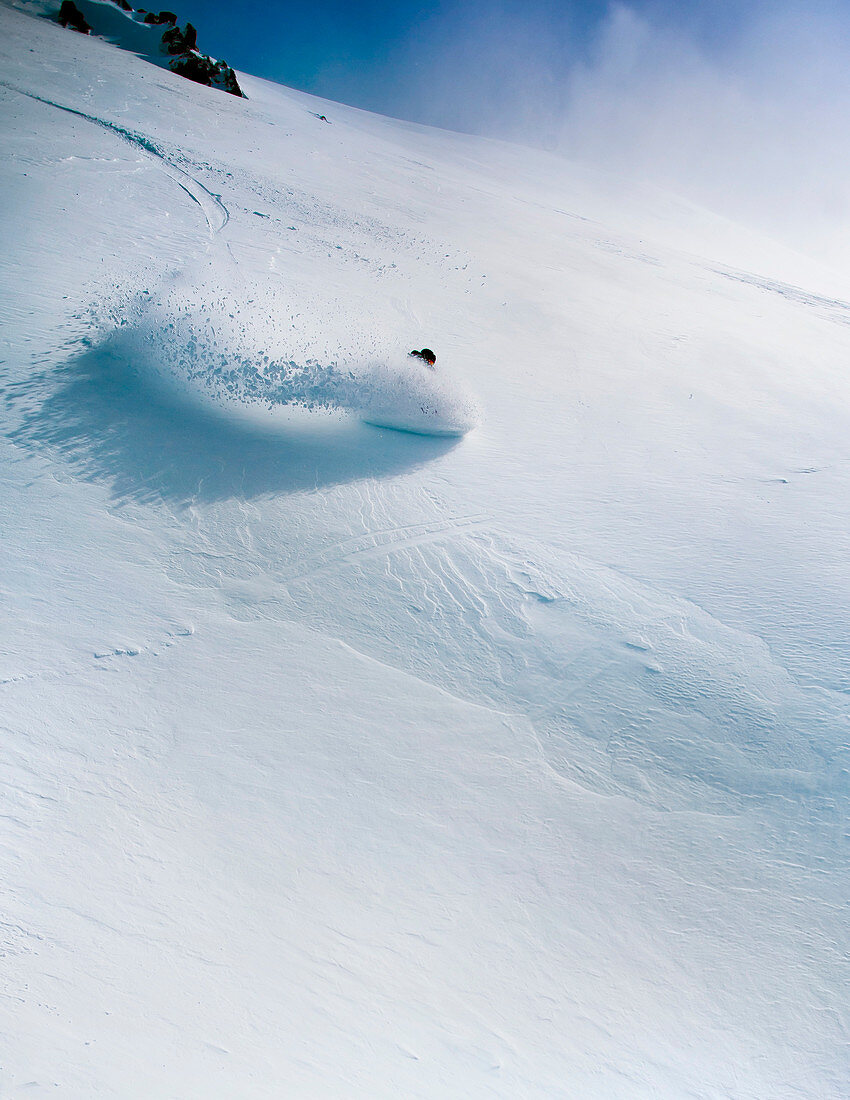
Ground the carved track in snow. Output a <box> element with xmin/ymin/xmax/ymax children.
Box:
<box><xmin>0</xmin><ymin>82</ymin><xmax>229</xmax><ymax>234</ymax></box>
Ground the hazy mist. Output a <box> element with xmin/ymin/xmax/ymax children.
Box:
<box><xmin>556</xmin><ymin>3</ymin><xmax>850</xmax><ymax>265</ymax></box>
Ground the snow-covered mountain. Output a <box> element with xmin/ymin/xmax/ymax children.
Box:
<box><xmin>2</xmin><ymin>2</ymin><xmax>849</xmax><ymax>1096</ymax></box>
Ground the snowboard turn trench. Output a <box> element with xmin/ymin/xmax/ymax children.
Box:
<box><xmin>8</xmin><ymin>76</ymin><xmax>482</xmax><ymax>439</ymax></box>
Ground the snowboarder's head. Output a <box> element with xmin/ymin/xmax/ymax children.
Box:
<box><xmin>410</xmin><ymin>348</ymin><xmax>436</xmax><ymax>365</ymax></box>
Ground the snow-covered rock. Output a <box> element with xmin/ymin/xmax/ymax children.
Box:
<box><xmin>51</xmin><ymin>0</ymin><xmax>245</xmax><ymax>96</ymax></box>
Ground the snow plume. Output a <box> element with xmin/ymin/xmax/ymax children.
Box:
<box><xmin>91</xmin><ymin>279</ymin><xmax>481</xmax><ymax>438</ymax></box>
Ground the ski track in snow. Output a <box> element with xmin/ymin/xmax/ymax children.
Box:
<box><xmin>713</xmin><ymin>265</ymin><xmax>850</xmax><ymax>323</ymax></box>
<box><xmin>0</xmin><ymin>81</ymin><xmax>229</xmax><ymax>234</ymax></box>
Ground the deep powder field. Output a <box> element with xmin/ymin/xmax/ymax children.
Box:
<box><xmin>1</xmin><ymin>2</ymin><xmax>849</xmax><ymax>1096</ymax></box>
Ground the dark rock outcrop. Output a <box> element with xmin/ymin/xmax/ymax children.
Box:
<box><xmin>161</xmin><ymin>20</ymin><xmax>196</xmax><ymax>54</ymax></box>
<box><xmin>58</xmin><ymin>0</ymin><xmax>91</xmax><ymax>34</ymax></box>
<box><xmin>169</xmin><ymin>51</ymin><xmax>244</xmax><ymax>97</ymax></box>
<box><xmin>58</xmin><ymin>1</ymin><xmax>245</xmax><ymax>98</ymax></box>
<box><xmin>210</xmin><ymin>59</ymin><xmax>242</xmax><ymax>97</ymax></box>
<box><xmin>144</xmin><ymin>10</ymin><xmax>177</xmax><ymax>25</ymax></box>
<box><xmin>167</xmin><ymin>49</ymin><xmax>212</xmax><ymax>82</ymax></box>
<box><xmin>160</xmin><ymin>22</ymin><xmax>184</xmax><ymax>53</ymax></box>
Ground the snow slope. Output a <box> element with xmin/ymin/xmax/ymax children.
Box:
<box><xmin>1</xmin><ymin>3</ymin><xmax>849</xmax><ymax>1096</ymax></box>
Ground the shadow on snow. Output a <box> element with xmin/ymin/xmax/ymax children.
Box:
<box><xmin>7</xmin><ymin>340</ymin><xmax>460</xmax><ymax>506</ymax></box>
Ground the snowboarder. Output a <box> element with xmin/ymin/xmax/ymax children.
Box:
<box><xmin>409</xmin><ymin>348</ymin><xmax>436</xmax><ymax>367</ymax></box>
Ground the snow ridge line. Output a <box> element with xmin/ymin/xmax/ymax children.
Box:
<box><xmin>0</xmin><ymin>81</ymin><xmax>228</xmax><ymax>234</ymax></box>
